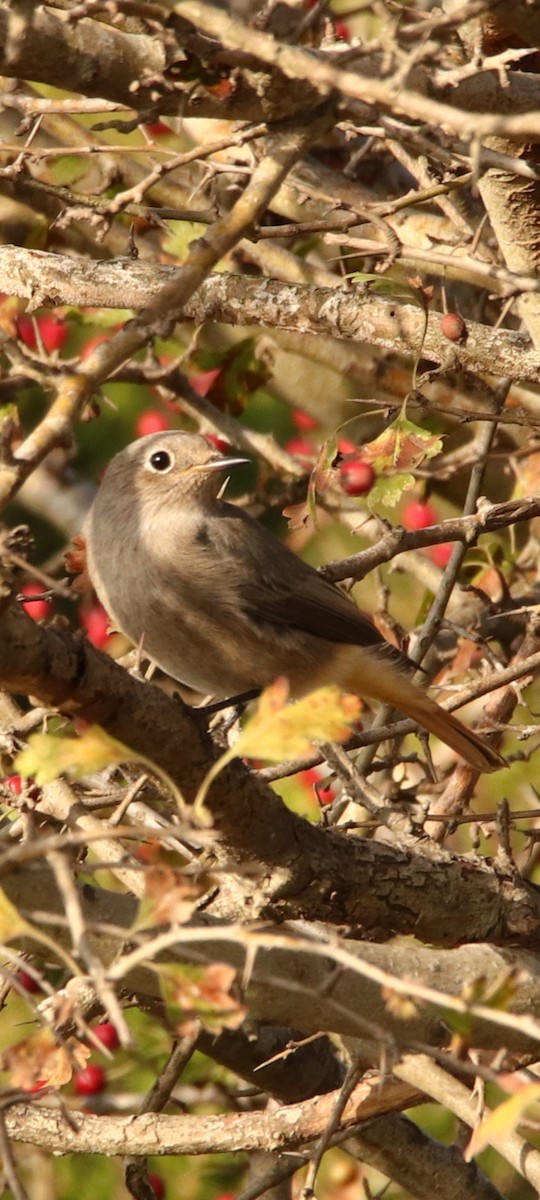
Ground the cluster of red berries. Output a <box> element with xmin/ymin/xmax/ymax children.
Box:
<box><xmin>19</xmin><ymin>578</ymin><xmax>112</xmax><ymax>652</ymax></box>
<box><xmin>11</xmin><ymin>982</ymin><xmax>168</xmax><ymax>1195</ymax></box>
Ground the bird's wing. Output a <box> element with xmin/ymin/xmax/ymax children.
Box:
<box><xmin>240</xmin><ymin>551</ymin><xmax>412</xmax><ymax>670</ymax></box>
<box><xmin>216</xmin><ymin>504</ymin><xmax>414</xmax><ymax>671</ymax></box>
<box><xmin>243</xmin><ymin>569</ymin><xmax>375</xmax><ymax>641</ymax></box>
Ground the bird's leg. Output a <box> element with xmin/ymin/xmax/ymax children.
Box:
<box><xmin>201</xmin><ymin>688</ymin><xmax>261</xmax><ymax>717</ymax></box>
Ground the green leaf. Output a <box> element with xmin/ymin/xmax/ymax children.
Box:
<box><xmin>363</xmin><ymin>415</ymin><xmax>443</xmax><ymax>474</ymax></box>
<box><xmin>366</xmin><ymin>471</ymin><xmax>416</xmax><ymax>510</ymax></box>
<box><xmin>362</xmin><ymin>415</ymin><xmax>443</xmax><ymax>511</ymax></box>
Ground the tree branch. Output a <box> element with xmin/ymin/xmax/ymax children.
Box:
<box><xmin>0</xmin><ymin>596</ymin><xmax>539</xmax><ymax>950</ymax></box>
<box><xmin>1</xmin><ymin>248</ymin><xmax>539</xmax><ymax>383</ymax></box>
<box><xmin>2</xmin><ymin>1075</ymin><xmax>420</xmax><ymax>1156</ymax></box>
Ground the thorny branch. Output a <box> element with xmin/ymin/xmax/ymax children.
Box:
<box><xmin>3</xmin><ymin>1</ymin><xmax>540</xmax><ymax>1197</ymax></box>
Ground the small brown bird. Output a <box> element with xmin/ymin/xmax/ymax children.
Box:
<box><xmin>84</xmin><ymin>432</ymin><xmax>504</xmax><ymax>773</ymax></box>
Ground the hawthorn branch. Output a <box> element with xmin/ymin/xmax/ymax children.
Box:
<box><xmin>397</xmin><ymin>1054</ymin><xmax>540</xmax><ymax>1194</ymax></box>
<box><xmin>2</xmin><ymin>1074</ymin><xmax>421</xmax><ymax>1157</ymax></box>
<box><xmin>319</xmin><ymin>495</ymin><xmax>540</xmax><ymax>584</ymax></box>
<box><xmin>9</xmin><ymin>863</ymin><xmax>540</xmax><ymax>1055</ymax></box>
<box><xmin>172</xmin><ymin>0</ymin><xmax>540</xmax><ymax>140</ymax></box>
<box><xmin>1</xmin><ymin>249</ymin><xmax>539</xmax><ymax>383</ymax></box>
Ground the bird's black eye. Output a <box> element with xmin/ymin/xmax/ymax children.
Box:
<box><xmin>148</xmin><ymin>450</ymin><xmax>173</xmax><ymax>473</ymax></box>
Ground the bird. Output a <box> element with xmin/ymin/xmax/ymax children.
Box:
<box><xmin>83</xmin><ymin>431</ymin><xmax>505</xmax><ymax>773</ymax></box>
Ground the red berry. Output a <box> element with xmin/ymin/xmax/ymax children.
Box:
<box><xmin>340</xmin><ymin>459</ymin><xmax>375</xmax><ymax>496</ymax></box>
<box><xmin>298</xmin><ymin>768</ymin><xmax>335</xmax><ymax>804</ymax></box>
<box><xmin>428</xmin><ymin>542</ymin><xmax>453</xmax><ymax>568</ymax></box>
<box><xmin>205</xmin><ymin>433</ymin><xmax>232</xmax><ymax>454</ymax></box>
<box><xmin>20</xmin><ymin>583</ymin><xmax>50</xmax><ymax>621</ymax></box>
<box><xmin>284</xmin><ymin>437</ymin><xmax>315</xmax><ymax>459</ymax></box>
<box><xmin>80</xmin><ymin>604</ymin><xmax>110</xmax><ymax>648</ymax></box>
<box><xmin>91</xmin><ymin>1022</ymin><xmax>120</xmax><ymax>1052</ymax></box>
<box><xmin>73</xmin><ymin>1064</ymin><xmax>106</xmax><ymax>1096</ymax></box>
<box><xmin>298</xmin><ymin>768</ymin><xmax>321</xmax><ymax>789</ymax></box>
<box><xmin>26</xmin><ymin>1079</ymin><xmax>47</xmax><ymax>1093</ymax></box>
<box><xmin>134</xmin><ymin>842</ymin><xmax>160</xmax><ymax>865</ymax></box>
<box><xmin>5</xmin><ymin>774</ymin><xmax>40</xmax><ymax>803</ymax></box>
<box><xmin>402</xmin><ymin>499</ymin><xmax>437</xmax><ymax>531</ymax></box>
<box><xmin>333</xmin><ymin>19</ymin><xmax>350</xmax><ymax>39</ymax></box>
<box><xmin>18</xmin><ymin>968</ymin><xmax>41</xmax><ymax>994</ymax></box>
<box><xmin>188</xmin><ymin>368</ymin><xmax>222</xmax><ymax>397</ymax></box>
<box><xmin>337</xmin><ymin>437</ymin><xmax>358</xmax><ymax>457</ymax></box>
<box><xmin>148</xmin><ymin>1174</ymin><xmax>166</xmax><ymax>1200</ymax></box>
<box><xmin>440</xmin><ymin>312</ymin><xmax>467</xmax><ymax>342</ymax></box>
<box><xmin>292</xmin><ymin>410</ymin><xmax>318</xmax><ymax>432</ymax></box>
<box><xmin>17</xmin><ymin>314</ymin><xmax>68</xmax><ymax>354</ymax></box>
<box><xmin>144</xmin><ymin>121</ymin><xmax>173</xmax><ymax>137</ymax></box>
<box><xmin>135</xmin><ymin>409</ymin><xmax>171</xmax><ymax>437</ymax></box>
<box><xmin>39</xmin><ymin>314</ymin><xmax>69</xmax><ymax>352</ymax></box>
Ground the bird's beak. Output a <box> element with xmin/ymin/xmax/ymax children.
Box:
<box><xmin>193</xmin><ymin>456</ymin><xmax>249</xmax><ymax>473</ymax></box>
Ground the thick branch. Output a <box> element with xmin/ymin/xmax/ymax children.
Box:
<box><xmin>9</xmin><ymin>864</ymin><xmax>540</xmax><ymax>1055</ymax></box>
<box><xmin>1</xmin><ymin>248</ymin><xmax>539</xmax><ymax>383</ymax></box>
<box><xmin>0</xmin><ymin>2</ymin><xmax>167</xmax><ymax>112</ymax></box>
<box><xmin>0</xmin><ymin>119</ymin><xmax>329</xmax><ymax>505</ymax></box>
<box><xmin>2</xmin><ymin>1075</ymin><xmax>419</xmax><ymax>1157</ymax></box>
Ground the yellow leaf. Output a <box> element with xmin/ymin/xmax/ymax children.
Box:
<box><xmin>236</xmin><ymin>678</ymin><xmax>361</xmax><ymax>763</ymax></box>
<box><xmin>16</xmin><ymin>726</ymin><xmax>135</xmax><ymax>785</ymax></box>
<box><xmin>466</xmin><ymin>1083</ymin><xmax>540</xmax><ymax>1160</ymax></box>
<box><xmin>194</xmin><ymin>680</ymin><xmax>361</xmax><ymax>819</ymax></box>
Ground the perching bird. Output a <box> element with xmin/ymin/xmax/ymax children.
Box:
<box><xmin>84</xmin><ymin>431</ymin><xmax>504</xmax><ymax>773</ymax></box>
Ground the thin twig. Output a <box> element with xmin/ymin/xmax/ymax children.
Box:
<box><xmin>302</xmin><ymin>1060</ymin><xmax>364</xmax><ymax>1198</ymax></box>
<box><xmin>125</xmin><ymin>1033</ymin><xmax>201</xmax><ymax>1200</ymax></box>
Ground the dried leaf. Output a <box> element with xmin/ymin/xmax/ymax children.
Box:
<box><xmin>382</xmin><ymin>985</ymin><xmax>419</xmax><ymax>1021</ymax></box>
<box><xmin>65</xmin><ymin>534</ymin><xmax>92</xmax><ymax>594</ymax></box>
<box><xmin>159</xmin><ymin>963</ymin><xmax>246</xmax><ymax>1035</ymax></box>
<box><xmin>282</xmin><ymin>500</ymin><xmax>311</xmax><ymax>531</ymax></box>
<box><xmin>3</xmin><ymin>1029</ymin><xmax>89</xmax><ymax>1092</ymax></box>
<box><xmin>137</xmin><ymin>865</ymin><xmax>205</xmax><ymax>929</ymax></box>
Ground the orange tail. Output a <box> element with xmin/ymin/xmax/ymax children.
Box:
<box><xmin>397</xmin><ymin>687</ymin><xmax>505</xmax><ymax>773</ymax></box>
<box><xmin>341</xmin><ymin>651</ymin><xmax>505</xmax><ymax>773</ymax></box>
